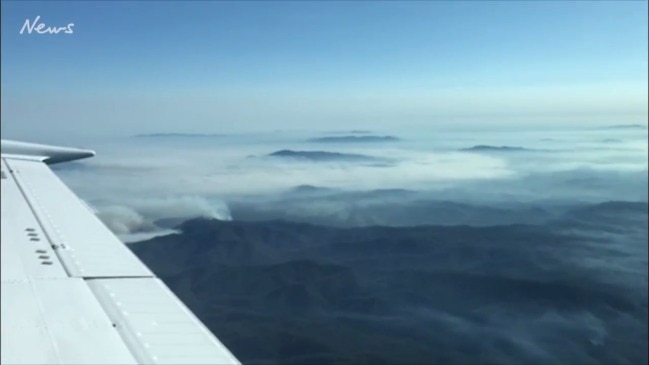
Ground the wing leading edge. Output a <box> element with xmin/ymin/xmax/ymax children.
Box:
<box><xmin>1</xmin><ymin>140</ymin><xmax>240</xmax><ymax>365</ymax></box>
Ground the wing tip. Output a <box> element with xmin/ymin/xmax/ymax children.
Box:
<box><xmin>1</xmin><ymin>139</ymin><xmax>96</xmax><ymax>164</ymax></box>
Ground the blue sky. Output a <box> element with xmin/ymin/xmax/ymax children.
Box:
<box><xmin>1</xmin><ymin>1</ymin><xmax>647</xmax><ymax>141</ymax></box>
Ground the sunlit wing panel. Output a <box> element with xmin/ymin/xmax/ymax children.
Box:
<box><xmin>1</xmin><ymin>158</ymin><xmax>138</xmax><ymax>364</ymax></box>
<box><xmin>1</xmin><ymin>280</ymin><xmax>139</xmax><ymax>365</ymax></box>
<box><xmin>1</xmin><ymin>141</ymin><xmax>240</xmax><ymax>365</ymax></box>
<box><xmin>1</xmin><ymin>159</ymin><xmax>68</xmax><ymax>281</ymax></box>
<box><xmin>4</xmin><ymin>158</ymin><xmax>153</xmax><ymax>278</ymax></box>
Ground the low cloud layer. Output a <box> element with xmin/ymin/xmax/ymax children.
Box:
<box><xmin>51</xmin><ymin>127</ymin><xmax>647</xmax><ymax>235</ymax></box>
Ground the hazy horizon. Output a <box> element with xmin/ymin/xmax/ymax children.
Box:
<box><xmin>1</xmin><ymin>1</ymin><xmax>648</xmax><ymax>142</ymax></box>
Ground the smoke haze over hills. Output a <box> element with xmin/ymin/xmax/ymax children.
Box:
<box><xmin>49</xmin><ymin>126</ymin><xmax>648</xmax><ymax>364</ymax></box>
<box><xmin>128</xmin><ymin>201</ymin><xmax>647</xmax><ymax>365</ymax></box>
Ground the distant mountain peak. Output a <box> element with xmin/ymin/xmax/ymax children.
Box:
<box><xmin>460</xmin><ymin>145</ymin><xmax>528</xmax><ymax>152</ymax></box>
<box><xmin>268</xmin><ymin>149</ymin><xmax>378</xmax><ymax>162</ymax></box>
<box><xmin>134</xmin><ymin>133</ymin><xmax>224</xmax><ymax>138</ymax></box>
<box><xmin>308</xmin><ymin>135</ymin><xmax>400</xmax><ymax>143</ymax></box>
<box><xmin>603</xmin><ymin>124</ymin><xmax>647</xmax><ymax>130</ymax></box>
<box><xmin>290</xmin><ymin>184</ymin><xmax>327</xmax><ymax>192</ymax></box>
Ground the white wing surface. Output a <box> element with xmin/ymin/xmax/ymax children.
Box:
<box><xmin>1</xmin><ymin>140</ymin><xmax>240</xmax><ymax>365</ymax></box>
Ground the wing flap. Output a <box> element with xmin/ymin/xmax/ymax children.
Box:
<box><xmin>87</xmin><ymin>278</ymin><xmax>239</xmax><ymax>365</ymax></box>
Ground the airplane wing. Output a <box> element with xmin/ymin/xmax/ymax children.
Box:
<box><xmin>1</xmin><ymin>140</ymin><xmax>240</xmax><ymax>365</ymax></box>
